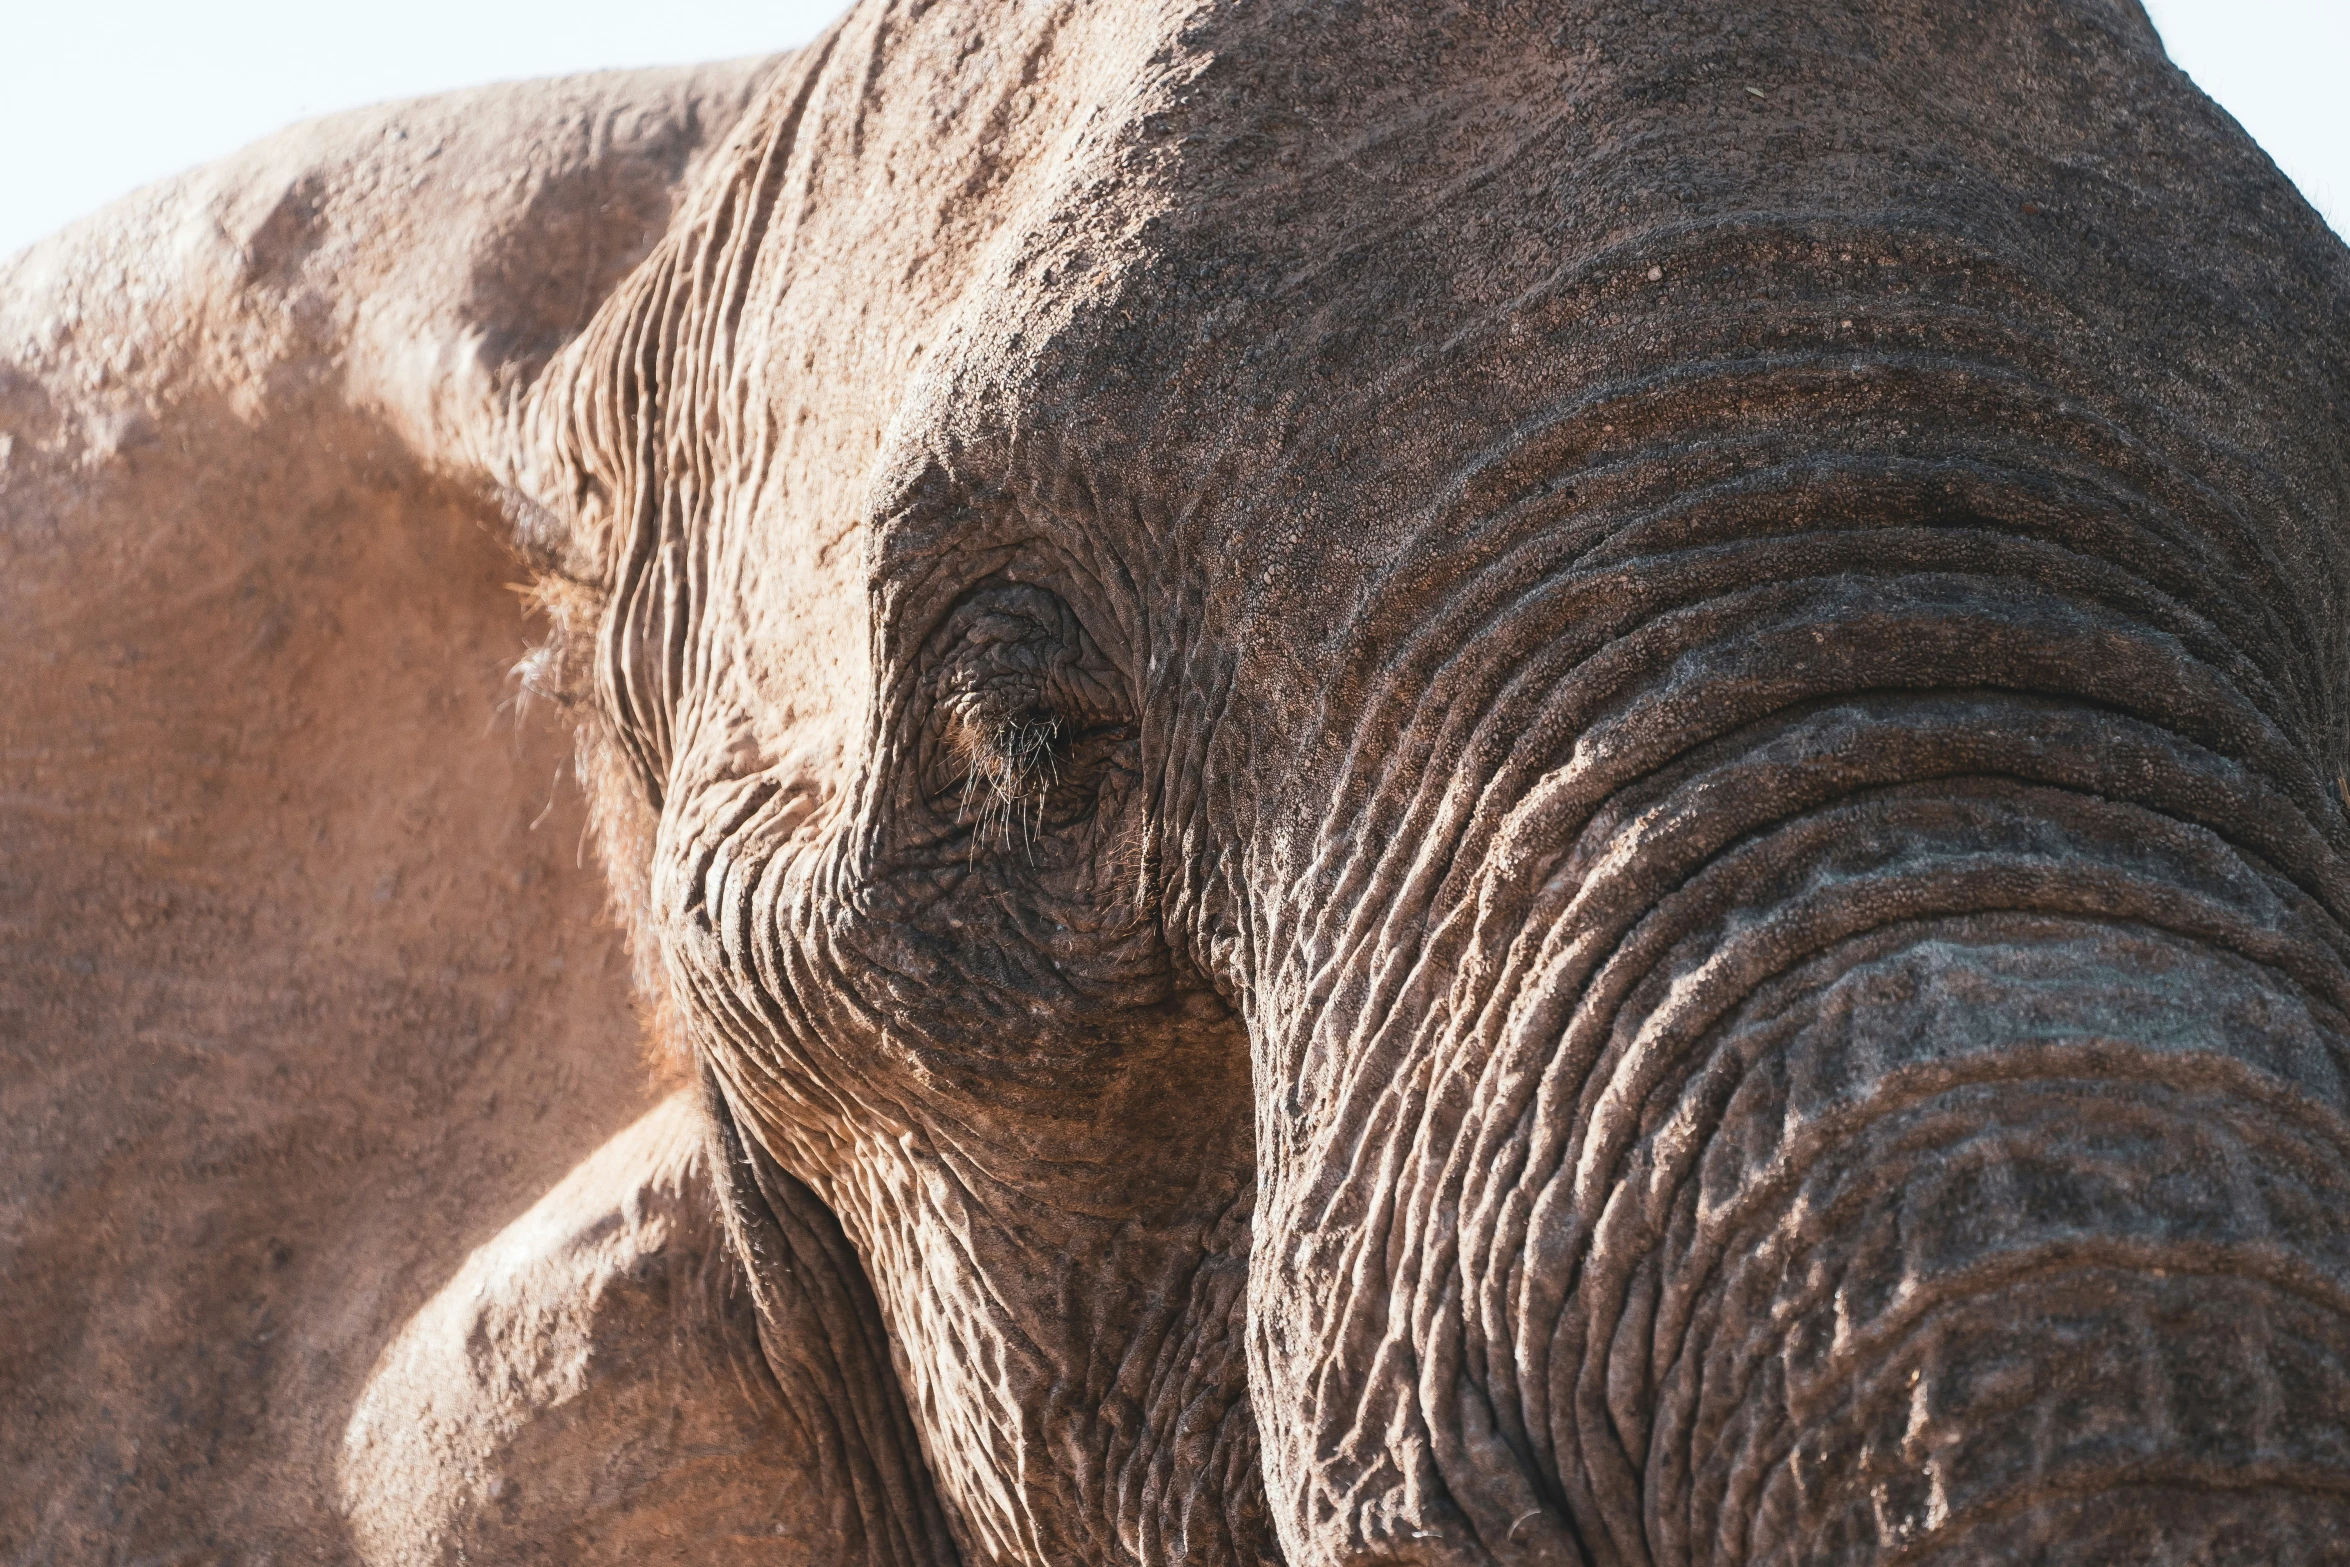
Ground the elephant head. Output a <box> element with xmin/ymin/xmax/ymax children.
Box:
<box><xmin>9</xmin><ymin>1</ymin><xmax>2350</xmax><ymax>1564</ymax></box>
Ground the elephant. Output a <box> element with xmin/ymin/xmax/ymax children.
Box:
<box><xmin>6</xmin><ymin>0</ymin><xmax>2350</xmax><ymax>1561</ymax></box>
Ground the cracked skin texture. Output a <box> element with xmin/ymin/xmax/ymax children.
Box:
<box><xmin>6</xmin><ymin>1</ymin><xmax>2350</xmax><ymax>1564</ymax></box>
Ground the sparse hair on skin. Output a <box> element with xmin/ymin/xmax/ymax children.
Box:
<box><xmin>504</xmin><ymin>574</ymin><xmax>603</xmax><ymax>715</ymax></box>
<box><xmin>507</xmin><ymin>560</ymin><xmax>693</xmax><ymax>1087</ymax></box>
<box><xmin>582</xmin><ymin>720</ymin><xmax>696</xmax><ymax>1088</ymax></box>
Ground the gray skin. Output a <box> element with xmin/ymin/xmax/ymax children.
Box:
<box><xmin>8</xmin><ymin>0</ymin><xmax>2350</xmax><ymax>1564</ymax></box>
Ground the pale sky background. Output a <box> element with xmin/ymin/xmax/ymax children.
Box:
<box><xmin>2</xmin><ymin>0</ymin><xmax>2343</xmax><ymax>262</ymax></box>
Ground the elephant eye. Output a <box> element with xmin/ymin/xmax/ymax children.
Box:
<box><xmin>920</xmin><ymin>582</ymin><xmax>1134</xmax><ymax>855</ymax></box>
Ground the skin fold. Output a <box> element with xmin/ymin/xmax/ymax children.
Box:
<box><xmin>6</xmin><ymin>1</ymin><xmax>2349</xmax><ymax>1564</ymax></box>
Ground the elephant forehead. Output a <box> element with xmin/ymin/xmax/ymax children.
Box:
<box><xmin>751</xmin><ymin>0</ymin><xmax>2300</xmax><ymax>703</ymax></box>
<box><xmin>857</xmin><ymin>0</ymin><xmax>2314</xmax><ymax>662</ymax></box>
<box><xmin>853</xmin><ymin>2</ymin><xmax>1600</xmax><ymax>579</ymax></box>
<box><xmin>855</xmin><ymin>0</ymin><xmax>2024</xmax><ymax>564</ymax></box>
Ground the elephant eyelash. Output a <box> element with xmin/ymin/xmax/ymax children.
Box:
<box><xmin>950</xmin><ymin>707</ymin><xmax>1065</xmax><ymax>858</ymax></box>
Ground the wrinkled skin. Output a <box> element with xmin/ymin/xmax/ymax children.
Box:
<box><xmin>8</xmin><ymin>1</ymin><xmax>2350</xmax><ymax>1564</ymax></box>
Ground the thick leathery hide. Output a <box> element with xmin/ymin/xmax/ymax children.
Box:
<box><xmin>704</xmin><ymin>1069</ymin><xmax>963</xmax><ymax>1567</ymax></box>
<box><xmin>13</xmin><ymin>0</ymin><xmax>2350</xmax><ymax>1562</ymax></box>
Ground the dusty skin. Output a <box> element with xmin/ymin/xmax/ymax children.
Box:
<box><xmin>6</xmin><ymin>2</ymin><xmax>2350</xmax><ymax>1564</ymax></box>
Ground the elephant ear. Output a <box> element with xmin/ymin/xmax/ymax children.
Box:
<box><xmin>0</xmin><ymin>56</ymin><xmax>953</xmax><ymax>1567</ymax></box>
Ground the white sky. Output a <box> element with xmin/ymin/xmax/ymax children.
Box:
<box><xmin>2</xmin><ymin>0</ymin><xmax>2343</xmax><ymax>262</ymax></box>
